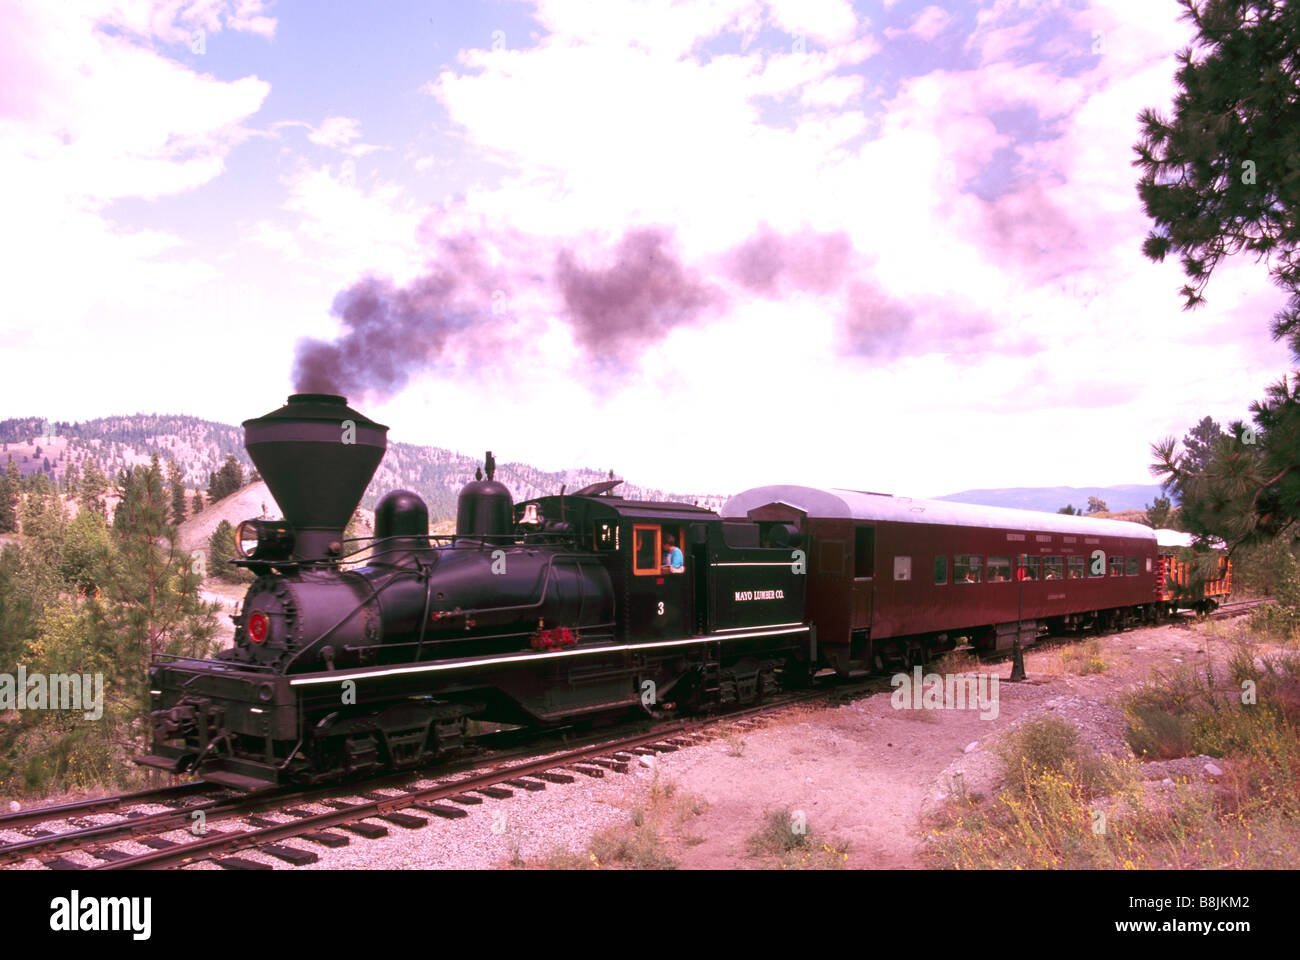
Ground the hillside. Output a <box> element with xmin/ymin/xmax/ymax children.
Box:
<box><xmin>0</xmin><ymin>413</ymin><xmax>729</xmax><ymax>524</ymax></box>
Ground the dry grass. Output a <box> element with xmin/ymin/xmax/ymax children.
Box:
<box><xmin>933</xmin><ymin>648</ymin><xmax>983</xmax><ymax>676</ymax></box>
<box><xmin>924</xmin><ymin>643</ymin><xmax>1300</xmax><ymax>869</ymax></box>
<box><xmin>1060</xmin><ymin>638</ymin><xmax>1107</xmax><ymax>675</ymax></box>
<box><xmin>745</xmin><ymin>807</ymin><xmax>850</xmax><ymax>869</ymax></box>
<box><xmin>517</xmin><ymin>772</ymin><xmax>709</xmax><ymax>870</ymax></box>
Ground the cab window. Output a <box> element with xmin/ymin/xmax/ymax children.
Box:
<box><xmin>593</xmin><ymin>522</ymin><xmax>619</xmax><ymax>551</ymax></box>
<box><xmin>633</xmin><ymin>525</ymin><xmax>661</xmax><ymax>576</ymax></box>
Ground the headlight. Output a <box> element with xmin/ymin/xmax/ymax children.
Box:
<box><xmin>235</xmin><ymin>520</ymin><xmax>294</xmax><ymax>560</ymax></box>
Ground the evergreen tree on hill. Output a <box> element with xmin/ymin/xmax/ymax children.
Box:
<box><xmin>0</xmin><ymin>461</ymin><xmax>17</xmax><ymax>533</ymax></box>
<box><xmin>208</xmin><ymin>454</ymin><xmax>244</xmax><ymax>502</ymax></box>
<box><xmin>78</xmin><ymin>461</ymin><xmax>108</xmax><ymax>521</ymax></box>
<box><xmin>208</xmin><ymin>519</ymin><xmax>252</xmax><ymax>583</ymax></box>
<box><xmin>166</xmin><ymin>458</ymin><xmax>187</xmax><ymax>526</ymax></box>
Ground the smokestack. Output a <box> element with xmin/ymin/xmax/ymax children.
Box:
<box><xmin>243</xmin><ymin>394</ymin><xmax>388</xmax><ymax>561</ymax></box>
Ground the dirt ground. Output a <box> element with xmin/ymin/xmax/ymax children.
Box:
<box><xmin>621</xmin><ymin>611</ymin><xmax>1279</xmax><ymax>869</ymax></box>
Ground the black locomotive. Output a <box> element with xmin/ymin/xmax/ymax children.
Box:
<box><xmin>139</xmin><ymin>394</ymin><xmax>811</xmax><ymax>789</ymax></box>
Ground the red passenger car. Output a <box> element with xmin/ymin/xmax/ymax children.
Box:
<box><xmin>723</xmin><ymin>485</ymin><xmax>1160</xmax><ymax>674</ymax></box>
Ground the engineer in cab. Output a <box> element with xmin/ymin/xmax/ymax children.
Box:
<box><xmin>662</xmin><ymin>533</ymin><xmax>685</xmax><ymax>574</ymax></box>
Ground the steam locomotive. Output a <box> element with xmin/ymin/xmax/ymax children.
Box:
<box><xmin>139</xmin><ymin>394</ymin><xmax>810</xmax><ymax>790</ymax></box>
<box><xmin>140</xmin><ymin>394</ymin><xmax>1223</xmax><ymax>791</ymax></box>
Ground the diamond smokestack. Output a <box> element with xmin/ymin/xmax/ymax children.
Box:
<box><xmin>242</xmin><ymin>394</ymin><xmax>388</xmax><ymax>561</ymax></box>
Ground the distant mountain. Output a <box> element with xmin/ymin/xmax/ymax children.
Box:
<box><xmin>0</xmin><ymin>413</ymin><xmax>727</xmax><ymax>522</ymax></box>
<box><xmin>933</xmin><ymin>484</ymin><xmax>1169</xmax><ymax>513</ymax></box>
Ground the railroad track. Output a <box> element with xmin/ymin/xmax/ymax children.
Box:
<box><xmin>96</xmin><ymin>687</ymin><xmax>875</xmax><ymax>871</ymax></box>
<box><xmin>1207</xmin><ymin>598</ymin><xmax>1263</xmax><ymax>619</ymax></box>
<box><xmin>1</xmin><ymin>681</ymin><xmax>875</xmax><ymax>871</ymax></box>
<box><xmin>0</xmin><ymin>780</ymin><xmax>217</xmax><ymax>834</ymax></box>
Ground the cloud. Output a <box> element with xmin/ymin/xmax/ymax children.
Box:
<box><xmin>764</xmin><ymin>0</ymin><xmax>861</xmax><ymax>47</ymax></box>
<box><xmin>908</xmin><ymin>5</ymin><xmax>953</xmax><ymax>43</ymax></box>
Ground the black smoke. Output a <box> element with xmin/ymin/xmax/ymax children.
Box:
<box><xmin>555</xmin><ymin>227</ymin><xmax>724</xmax><ymax>354</ymax></box>
<box><xmin>292</xmin><ymin>222</ymin><xmax>983</xmax><ymax>398</ymax></box>
<box><xmin>293</xmin><ymin>236</ymin><xmax>503</xmax><ymax>398</ymax></box>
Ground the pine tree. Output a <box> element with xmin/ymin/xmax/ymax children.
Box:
<box><xmin>1086</xmin><ymin>497</ymin><xmax>1108</xmax><ymax>514</ymax></box>
<box><xmin>0</xmin><ymin>461</ymin><xmax>17</xmax><ymax>533</ymax></box>
<box><xmin>208</xmin><ymin>519</ymin><xmax>251</xmax><ymax>582</ymax></box>
<box><xmin>97</xmin><ymin>463</ymin><xmax>219</xmax><ymax>716</ymax></box>
<box><xmin>1152</xmin><ymin>376</ymin><xmax>1300</xmax><ymax>550</ymax></box>
<box><xmin>208</xmin><ymin>454</ymin><xmax>244</xmax><ymax>502</ymax></box>
<box><xmin>1057</xmin><ymin>504</ymin><xmax>1079</xmax><ymax>515</ymax></box>
<box><xmin>1143</xmin><ymin>495</ymin><xmax>1174</xmax><ymax>529</ymax></box>
<box><xmin>78</xmin><ymin>461</ymin><xmax>108</xmax><ymax>520</ymax></box>
<box><xmin>1134</xmin><ymin>1</ymin><xmax>1300</xmax><ymax>351</ymax></box>
<box><xmin>167</xmin><ymin>458</ymin><xmax>187</xmax><ymax>526</ymax></box>
<box><xmin>192</xmin><ymin>490</ymin><xmax>205</xmax><ymax>514</ymax></box>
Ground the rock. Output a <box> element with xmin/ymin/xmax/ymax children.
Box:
<box><xmin>1203</xmin><ymin>762</ymin><xmax>1224</xmax><ymax>778</ymax></box>
<box><xmin>964</xmin><ymin>741</ymin><xmax>979</xmax><ymax>753</ymax></box>
<box><xmin>7</xmin><ymin>800</ymin><xmax>18</xmax><ymax>813</ymax></box>
<box><xmin>1162</xmin><ymin>778</ymin><xmax>1173</xmax><ymax>786</ymax></box>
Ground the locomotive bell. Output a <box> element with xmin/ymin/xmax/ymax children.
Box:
<box><xmin>456</xmin><ymin>451</ymin><xmax>514</xmax><ymax>543</ymax></box>
<box><xmin>243</xmin><ymin>394</ymin><xmax>388</xmax><ymax>562</ymax></box>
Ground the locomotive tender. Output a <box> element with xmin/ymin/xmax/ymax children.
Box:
<box><xmin>140</xmin><ymin>394</ymin><xmax>1204</xmax><ymax>790</ymax></box>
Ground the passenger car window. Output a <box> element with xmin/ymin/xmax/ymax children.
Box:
<box><xmin>955</xmin><ymin>555</ymin><xmax>982</xmax><ymax>583</ymax></box>
<box><xmin>894</xmin><ymin>556</ymin><xmax>911</xmax><ymax>581</ymax></box>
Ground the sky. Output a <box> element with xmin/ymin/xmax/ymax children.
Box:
<box><xmin>0</xmin><ymin>0</ymin><xmax>1293</xmax><ymax>500</ymax></box>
